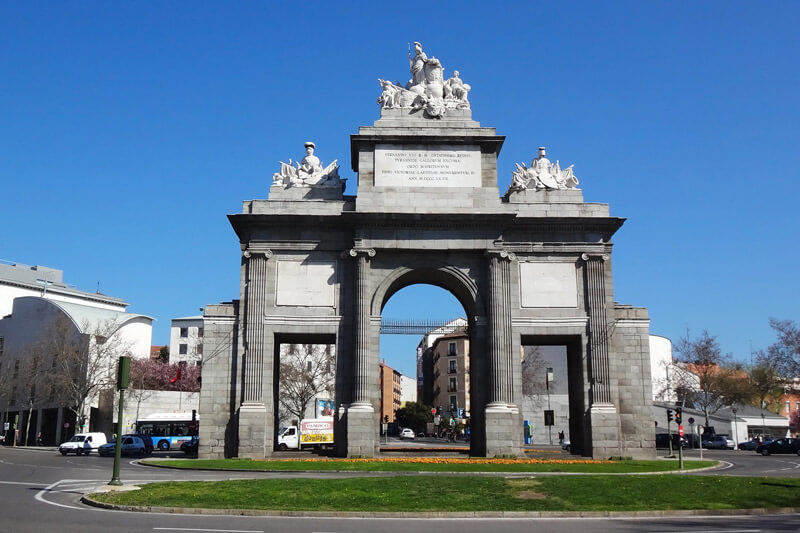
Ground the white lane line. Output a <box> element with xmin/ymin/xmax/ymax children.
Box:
<box><xmin>153</xmin><ymin>529</ymin><xmax>264</xmax><ymax>532</ymax></box>
<box><xmin>34</xmin><ymin>479</ymin><xmax>86</xmax><ymax>510</ymax></box>
<box><xmin>0</xmin><ymin>480</ymin><xmax>43</xmax><ymax>486</ymax></box>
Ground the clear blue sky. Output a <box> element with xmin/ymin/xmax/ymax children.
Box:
<box><xmin>2</xmin><ymin>3</ymin><xmax>798</xmax><ymax>378</ymax></box>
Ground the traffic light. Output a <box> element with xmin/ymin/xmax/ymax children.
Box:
<box><xmin>675</xmin><ymin>408</ymin><xmax>682</xmax><ymax>425</ymax></box>
<box><xmin>667</xmin><ymin>409</ymin><xmax>673</xmax><ymax>422</ymax></box>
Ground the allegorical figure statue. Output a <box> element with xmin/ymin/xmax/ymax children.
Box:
<box><xmin>377</xmin><ymin>41</ymin><xmax>472</xmax><ymax>118</ymax></box>
<box><xmin>272</xmin><ymin>141</ymin><xmax>341</xmax><ymax>188</ymax></box>
<box><xmin>508</xmin><ymin>147</ymin><xmax>580</xmax><ymax>194</ymax></box>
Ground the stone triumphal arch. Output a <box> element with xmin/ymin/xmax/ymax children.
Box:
<box><xmin>198</xmin><ymin>43</ymin><xmax>655</xmax><ymax>460</ymax></box>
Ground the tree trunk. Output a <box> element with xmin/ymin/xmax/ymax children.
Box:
<box><xmin>25</xmin><ymin>405</ymin><xmax>33</xmax><ymax>446</ymax></box>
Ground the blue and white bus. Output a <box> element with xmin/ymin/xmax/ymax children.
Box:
<box><xmin>135</xmin><ymin>412</ymin><xmax>198</xmax><ymax>451</ymax></box>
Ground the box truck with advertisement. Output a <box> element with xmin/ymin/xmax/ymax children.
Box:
<box><xmin>277</xmin><ymin>417</ymin><xmax>333</xmax><ymax>450</ymax></box>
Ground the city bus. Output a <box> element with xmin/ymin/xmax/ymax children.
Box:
<box><xmin>135</xmin><ymin>412</ymin><xmax>198</xmax><ymax>451</ymax></box>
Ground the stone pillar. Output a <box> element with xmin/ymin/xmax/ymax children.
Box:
<box><xmin>238</xmin><ymin>248</ymin><xmax>272</xmax><ymax>458</ymax></box>
<box><xmin>345</xmin><ymin>247</ymin><xmax>377</xmax><ymax>457</ymax></box>
<box><xmin>484</xmin><ymin>250</ymin><xmax>521</xmax><ymax>457</ymax></box>
<box><xmin>582</xmin><ymin>253</ymin><xmax>619</xmax><ymax>457</ymax></box>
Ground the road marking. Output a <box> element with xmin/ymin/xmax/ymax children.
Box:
<box><xmin>153</xmin><ymin>529</ymin><xmax>265</xmax><ymax>532</ymax></box>
<box><xmin>35</xmin><ymin>479</ymin><xmax>88</xmax><ymax>510</ymax></box>
<box><xmin>0</xmin><ymin>480</ymin><xmax>43</xmax><ymax>486</ymax></box>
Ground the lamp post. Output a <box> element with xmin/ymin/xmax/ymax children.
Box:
<box><xmin>546</xmin><ymin>367</ymin><xmax>553</xmax><ymax>446</ymax></box>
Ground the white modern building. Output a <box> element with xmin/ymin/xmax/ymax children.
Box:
<box><xmin>0</xmin><ymin>261</ymin><xmax>152</xmax><ymax>445</ymax></box>
<box><xmin>170</xmin><ymin>316</ymin><xmax>204</xmax><ymax>364</ymax></box>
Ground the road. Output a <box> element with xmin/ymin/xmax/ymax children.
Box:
<box><xmin>1</xmin><ymin>446</ymin><xmax>798</xmax><ymax>532</ymax></box>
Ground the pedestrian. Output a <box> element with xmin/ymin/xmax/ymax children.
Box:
<box><xmin>558</xmin><ymin>430</ymin><xmax>564</xmax><ymax>445</ymax></box>
<box><xmin>36</xmin><ymin>432</ymin><xmax>43</xmax><ymax>446</ymax></box>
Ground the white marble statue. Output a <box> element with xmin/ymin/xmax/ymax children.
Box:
<box><xmin>508</xmin><ymin>147</ymin><xmax>580</xmax><ymax>193</ymax></box>
<box><xmin>272</xmin><ymin>142</ymin><xmax>342</xmax><ymax>188</ymax></box>
<box><xmin>376</xmin><ymin>41</ymin><xmax>471</xmax><ymax>117</ymax></box>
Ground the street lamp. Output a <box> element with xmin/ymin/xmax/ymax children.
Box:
<box><xmin>732</xmin><ymin>407</ymin><xmax>738</xmax><ymax>449</ymax></box>
<box><xmin>546</xmin><ymin>367</ymin><xmax>553</xmax><ymax>446</ymax></box>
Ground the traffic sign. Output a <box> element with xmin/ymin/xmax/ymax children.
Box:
<box><xmin>688</xmin><ymin>417</ymin><xmax>695</xmax><ymax>425</ymax></box>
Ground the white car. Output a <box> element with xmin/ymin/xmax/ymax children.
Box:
<box><xmin>399</xmin><ymin>428</ymin><xmax>415</xmax><ymax>440</ymax></box>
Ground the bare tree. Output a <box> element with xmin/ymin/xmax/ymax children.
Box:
<box><xmin>17</xmin><ymin>341</ymin><xmax>51</xmax><ymax>445</ymax></box>
<box><xmin>672</xmin><ymin>330</ymin><xmax>743</xmax><ymax>427</ymax></box>
<box><xmin>278</xmin><ymin>344</ymin><xmax>335</xmax><ymax>424</ymax></box>
<box><xmin>521</xmin><ymin>346</ymin><xmax>549</xmax><ymax>399</ymax></box>
<box><xmin>763</xmin><ymin>318</ymin><xmax>800</xmax><ymax>377</ymax></box>
<box><xmin>49</xmin><ymin>317</ymin><xmax>131</xmax><ymax>432</ymax></box>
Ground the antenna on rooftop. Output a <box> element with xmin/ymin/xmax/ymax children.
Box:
<box><xmin>96</xmin><ymin>281</ymin><xmax>101</xmax><ymax>294</ymax></box>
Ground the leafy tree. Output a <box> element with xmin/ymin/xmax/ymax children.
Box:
<box><xmin>747</xmin><ymin>358</ymin><xmax>785</xmax><ymax>411</ymax></box>
<box><xmin>394</xmin><ymin>401</ymin><xmax>433</xmax><ymax>433</ymax></box>
<box><xmin>158</xmin><ymin>346</ymin><xmax>169</xmax><ymax>364</ymax></box>
<box><xmin>17</xmin><ymin>342</ymin><xmax>50</xmax><ymax>445</ymax></box>
<box><xmin>278</xmin><ymin>344</ymin><xmax>335</xmax><ymax>424</ymax></box>
<box><xmin>763</xmin><ymin>318</ymin><xmax>800</xmax><ymax>377</ymax></box>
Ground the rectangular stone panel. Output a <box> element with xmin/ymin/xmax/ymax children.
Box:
<box><xmin>519</xmin><ymin>262</ymin><xmax>577</xmax><ymax>308</ymax></box>
<box><xmin>374</xmin><ymin>144</ymin><xmax>481</xmax><ymax>187</ymax></box>
<box><xmin>275</xmin><ymin>260</ymin><xmax>336</xmax><ymax>307</ymax></box>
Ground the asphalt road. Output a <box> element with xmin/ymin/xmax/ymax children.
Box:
<box><xmin>1</xmin><ymin>446</ymin><xmax>798</xmax><ymax>533</ymax></box>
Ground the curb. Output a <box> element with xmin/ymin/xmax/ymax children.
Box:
<box><xmin>79</xmin><ymin>495</ymin><xmax>800</xmax><ymax>519</ymax></box>
<box><xmin>135</xmin><ymin>459</ymin><xmax>725</xmax><ymax>476</ymax></box>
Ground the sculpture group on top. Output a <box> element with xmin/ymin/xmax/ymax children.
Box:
<box><xmin>272</xmin><ymin>142</ymin><xmax>343</xmax><ymax>188</ymax></box>
<box><xmin>377</xmin><ymin>41</ymin><xmax>471</xmax><ymax>118</ymax></box>
<box><xmin>508</xmin><ymin>147</ymin><xmax>580</xmax><ymax>194</ymax></box>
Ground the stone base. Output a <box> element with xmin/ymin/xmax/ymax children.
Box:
<box><xmin>504</xmin><ymin>188</ymin><xmax>585</xmax><ymax>204</ymax></box>
<box><xmin>268</xmin><ymin>184</ymin><xmax>345</xmax><ymax>202</ymax></box>
<box><xmin>590</xmin><ymin>403</ymin><xmax>621</xmax><ymax>459</ymax></box>
<box><xmin>237</xmin><ymin>403</ymin><xmax>270</xmax><ymax>459</ymax></box>
<box><xmin>485</xmin><ymin>404</ymin><xmax>523</xmax><ymax>457</ymax></box>
<box><xmin>345</xmin><ymin>403</ymin><xmax>377</xmax><ymax>457</ymax></box>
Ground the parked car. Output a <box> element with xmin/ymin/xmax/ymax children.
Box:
<box><xmin>180</xmin><ymin>436</ymin><xmax>199</xmax><ymax>455</ymax></box>
<box><xmin>738</xmin><ymin>438</ymin><xmax>773</xmax><ymax>451</ymax></box>
<box><xmin>756</xmin><ymin>437</ymin><xmax>800</xmax><ymax>456</ymax></box>
<box><xmin>655</xmin><ymin>433</ymin><xmax>687</xmax><ymax>449</ymax></box>
<box><xmin>399</xmin><ymin>428</ymin><xmax>415</xmax><ymax>440</ymax></box>
<box><xmin>58</xmin><ymin>432</ymin><xmax>108</xmax><ymax>455</ymax></box>
<box><xmin>561</xmin><ymin>440</ymin><xmax>571</xmax><ymax>452</ymax></box>
<box><xmin>703</xmin><ymin>435</ymin><xmax>734</xmax><ymax>450</ymax></box>
<box><xmin>98</xmin><ymin>435</ymin><xmax>147</xmax><ymax>457</ymax></box>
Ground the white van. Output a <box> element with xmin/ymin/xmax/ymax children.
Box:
<box><xmin>58</xmin><ymin>432</ymin><xmax>107</xmax><ymax>455</ymax></box>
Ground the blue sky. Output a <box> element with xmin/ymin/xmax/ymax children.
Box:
<box><xmin>2</xmin><ymin>3</ymin><xmax>798</xmax><ymax>378</ymax></box>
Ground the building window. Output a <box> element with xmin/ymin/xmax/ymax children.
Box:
<box><xmin>449</xmin><ymin>360</ymin><xmax>457</xmax><ymax>373</ymax></box>
<box><xmin>796</xmin><ymin>401</ymin><xmax>800</xmax><ymax>412</ymax></box>
<box><xmin>13</xmin><ymin>360</ymin><xmax>19</xmax><ymax>380</ymax></box>
<box><xmin>448</xmin><ymin>342</ymin><xmax>456</xmax><ymax>356</ymax></box>
<box><xmin>787</xmin><ymin>401</ymin><xmax>791</xmax><ymax>414</ymax></box>
<box><xmin>449</xmin><ymin>395</ymin><xmax>456</xmax><ymax>411</ymax></box>
<box><xmin>197</xmin><ymin>344</ymin><xmax>203</xmax><ymax>356</ymax></box>
<box><xmin>448</xmin><ymin>377</ymin><xmax>457</xmax><ymax>392</ymax></box>
<box><xmin>198</xmin><ymin>327</ymin><xmax>204</xmax><ymax>338</ymax></box>
<box><xmin>179</xmin><ymin>344</ymin><xmax>188</xmax><ymax>355</ymax></box>
<box><xmin>10</xmin><ymin>386</ymin><xmax>16</xmax><ymax>406</ymax></box>
<box><xmin>180</xmin><ymin>327</ymin><xmax>188</xmax><ymax>338</ymax></box>
<box><xmin>0</xmin><ymin>336</ymin><xmax>4</xmax><ymax>357</ymax></box>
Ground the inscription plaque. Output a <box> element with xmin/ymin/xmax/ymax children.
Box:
<box><xmin>374</xmin><ymin>144</ymin><xmax>481</xmax><ymax>187</ymax></box>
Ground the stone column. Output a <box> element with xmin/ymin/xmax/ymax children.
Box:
<box><xmin>344</xmin><ymin>247</ymin><xmax>377</xmax><ymax>456</ymax></box>
<box><xmin>484</xmin><ymin>249</ymin><xmax>520</xmax><ymax>457</ymax></box>
<box><xmin>238</xmin><ymin>248</ymin><xmax>272</xmax><ymax>458</ymax></box>
<box><xmin>582</xmin><ymin>252</ymin><xmax>618</xmax><ymax>458</ymax></box>
<box><xmin>581</xmin><ymin>253</ymin><xmax>611</xmax><ymax>405</ymax></box>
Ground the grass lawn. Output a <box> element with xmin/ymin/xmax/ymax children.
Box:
<box><xmin>143</xmin><ymin>457</ymin><xmax>715</xmax><ymax>473</ymax></box>
<box><xmin>92</xmin><ymin>475</ymin><xmax>800</xmax><ymax>512</ymax></box>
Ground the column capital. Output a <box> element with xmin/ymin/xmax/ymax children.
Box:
<box><xmin>581</xmin><ymin>252</ymin><xmax>609</xmax><ymax>262</ymax></box>
<box><xmin>243</xmin><ymin>248</ymin><xmax>273</xmax><ymax>259</ymax></box>
<box><xmin>343</xmin><ymin>247</ymin><xmax>376</xmax><ymax>259</ymax></box>
<box><xmin>485</xmin><ymin>249</ymin><xmax>517</xmax><ymax>261</ymax></box>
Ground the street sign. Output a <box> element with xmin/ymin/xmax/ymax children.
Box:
<box><xmin>688</xmin><ymin>417</ymin><xmax>695</xmax><ymax>425</ymax></box>
<box><xmin>678</xmin><ymin>425</ymin><xmax>684</xmax><ymax>437</ymax></box>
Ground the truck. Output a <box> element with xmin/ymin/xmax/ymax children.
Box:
<box><xmin>277</xmin><ymin>417</ymin><xmax>334</xmax><ymax>451</ymax></box>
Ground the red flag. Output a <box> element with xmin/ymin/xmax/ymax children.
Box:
<box><xmin>170</xmin><ymin>367</ymin><xmax>182</xmax><ymax>384</ymax></box>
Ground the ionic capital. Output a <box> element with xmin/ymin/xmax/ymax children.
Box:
<box><xmin>343</xmin><ymin>248</ymin><xmax>376</xmax><ymax>259</ymax></box>
<box><xmin>243</xmin><ymin>248</ymin><xmax>273</xmax><ymax>259</ymax></box>
<box><xmin>581</xmin><ymin>253</ymin><xmax>609</xmax><ymax>262</ymax></box>
<box><xmin>485</xmin><ymin>249</ymin><xmax>517</xmax><ymax>262</ymax></box>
